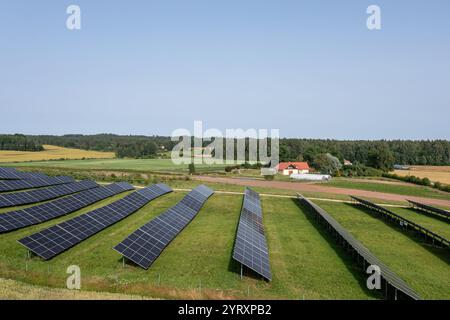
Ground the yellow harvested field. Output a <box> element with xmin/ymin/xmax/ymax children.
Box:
<box><xmin>394</xmin><ymin>166</ymin><xmax>450</xmax><ymax>185</ymax></box>
<box><xmin>0</xmin><ymin>145</ymin><xmax>115</xmax><ymax>163</ymax></box>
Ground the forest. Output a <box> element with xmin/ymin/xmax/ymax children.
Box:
<box><xmin>1</xmin><ymin>134</ymin><xmax>449</xmax><ymax>167</ymax></box>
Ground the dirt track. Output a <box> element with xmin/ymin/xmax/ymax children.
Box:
<box><xmin>193</xmin><ymin>176</ymin><xmax>450</xmax><ymax>208</ymax></box>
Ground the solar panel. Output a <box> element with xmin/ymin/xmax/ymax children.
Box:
<box><xmin>114</xmin><ymin>185</ymin><xmax>214</xmax><ymax>269</ymax></box>
<box><xmin>0</xmin><ymin>180</ymin><xmax>98</xmax><ymax>208</ymax></box>
<box><xmin>232</xmin><ymin>188</ymin><xmax>272</xmax><ymax>281</ymax></box>
<box><xmin>0</xmin><ymin>176</ymin><xmax>75</xmax><ymax>192</ymax></box>
<box><xmin>0</xmin><ymin>168</ymin><xmax>48</xmax><ymax>180</ymax></box>
<box><xmin>352</xmin><ymin>196</ymin><xmax>449</xmax><ymax>248</ymax></box>
<box><xmin>0</xmin><ymin>182</ymin><xmax>134</xmax><ymax>233</ymax></box>
<box><xmin>18</xmin><ymin>184</ymin><xmax>172</xmax><ymax>260</ymax></box>
<box><xmin>298</xmin><ymin>194</ymin><xmax>420</xmax><ymax>300</ymax></box>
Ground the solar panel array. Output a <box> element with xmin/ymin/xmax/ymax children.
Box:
<box><xmin>18</xmin><ymin>184</ymin><xmax>172</xmax><ymax>260</ymax></box>
<box><xmin>0</xmin><ymin>176</ymin><xmax>75</xmax><ymax>192</ymax></box>
<box><xmin>352</xmin><ymin>196</ymin><xmax>449</xmax><ymax>248</ymax></box>
<box><xmin>0</xmin><ymin>182</ymin><xmax>134</xmax><ymax>233</ymax></box>
<box><xmin>0</xmin><ymin>167</ymin><xmax>47</xmax><ymax>180</ymax></box>
<box><xmin>0</xmin><ymin>180</ymin><xmax>99</xmax><ymax>208</ymax></box>
<box><xmin>407</xmin><ymin>199</ymin><xmax>450</xmax><ymax>222</ymax></box>
<box><xmin>114</xmin><ymin>185</ymin><xmax>214</xmax><ymax>269</ymax></box>
<box><xmin>232</xmin><ymin>188</ymin><xmax>272</xmax><ymax>281</ymax></box>
<box><xmin>298</xmin><ymin>194</ymin><xmax>420</xmax><ymax>300</ymax></box>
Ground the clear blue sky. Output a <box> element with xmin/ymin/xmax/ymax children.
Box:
<box><xmin>0</xmin><ymin>0</ymin><xmax>449</xmax><ymax>139</ymax></box>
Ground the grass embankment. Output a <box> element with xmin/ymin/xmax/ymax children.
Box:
<box><xmin>0</xmin><ymin>193</ymin><xmax>373</xmax><ymax>299</ymax></box>
<box><xmin>313</xmin><ymin>200</ymin><xmax>450</xmax><ymax>299</ymax></box>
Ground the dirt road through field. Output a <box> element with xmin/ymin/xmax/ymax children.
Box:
<box><xmin>192</xmin><ymin>176</ymin><xmax>450</xmax><ymax>208</ymax></box>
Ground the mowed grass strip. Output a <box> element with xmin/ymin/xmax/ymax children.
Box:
<box><xmin>385</xmin><ymin>207</ymin><xmax>450</xmax><ymax>240</ymax></box>
<box><xmin>0</xmin><ymin>191</ymin><xmax>372</xmax><ymax>299</ymax></box>
<box><xmin>314</xmin><ymin>201</ymin><xmax>450</xmax><ymax>299</ymax></box>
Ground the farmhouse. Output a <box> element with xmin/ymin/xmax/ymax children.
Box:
<box><xmin>276</xmin><ymin>162</ymin><xmax>310</xmax><ymax>175</ymax></box>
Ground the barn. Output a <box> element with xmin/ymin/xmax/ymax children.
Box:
<box><xmin>276</xmin><ymin>162</ymin><xmax>310</xmax><ymax>175</ymax></box>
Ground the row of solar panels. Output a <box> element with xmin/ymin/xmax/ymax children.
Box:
<box><xmin>19</xmin><ymin>184</ymin><xmax>173</xmax><ymax>260</ymax></box>
<box><xmin>0</xmin><ymin>182</ymin><xmax>134</xmax><ymax>233</ymax></box>
<box><xmin>0</xmin><ymin>167</ymin><xmax>48</xmax><ymax>180</ymax></box>
<box><xmin>351</xmin><ymin>196</ymin><xmax>449</xmax><ymax>248</ymax></box>
<box><xmin>114</xmin><ymin>185</ymin><xmax>214</xmax><ymax>269</ymax></box>
<box><xmin>407</xmin><ymin>199</ymin><xmax>450</xmax><ymax>221</ymax></box>
<box><xmin>0</xmin><ymin>175</ymin><xmax>75</xmax><ymax>192</ymax></box>
<box><xmin>0</xmin><ymin>172</ymin><xmax>267</xmax><ymax>281</ymax></box>
<box><xmin>298</xmin><ymin>194</ymin><xmax>421</xmax><ymax>300</ymax></box>
<box><xmin>232</xmin><ymin>188</ymin><xmax>272</xmax><ymax>281</ymax></box>
<box><xmin>7</xmin><ymin>180</ymin><xmax>272</xmax><ymax>279</ymax></box>
<box><xmin>0</xmin><ymin>180</ymin><xmax>99</xmax><ymax>208</ymax></box>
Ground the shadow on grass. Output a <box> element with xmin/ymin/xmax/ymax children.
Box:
<box><xmin>346</xmin><ymin>203</ymin><xmax>450</xmax><ymax>265</ymax></box>
<box><xmin>407</xmin><ymin>207</ymin><xmax>450</xmax><ymax>225</ymax></box>
<box><xmin>292</xmin><ymin>198</ymin><xmax>381</xmax><ymax>300</ymax></box>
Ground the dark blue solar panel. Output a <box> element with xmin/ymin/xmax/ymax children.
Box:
<box><xmin>0</xmin><ymin>168</ymin><xmax>48</xmax><ymax>180</ymax></box>
<box><xmin>232</xmin><ymin>188</ymin><xmax>272</xmax><ymax>281</ymax></box>
<box><xmin>0</xmin><ymin>182</ymin><xmax>134</xmax><ymax>233</ymax></box>
<box><xmin>18</xmin><ymin>184</ymin><xmax>172</xmax><ymax>260</ymax></box>
<box><xmin>0</xmin><ymin>176</ymin><xmax>75</xmax><ymax>192</ymax></box>
<box><xmin>114</xmin><ymin>185</ymin><xmax>214</xmax><ymax>269</ymax></box>
<box><xmin>0</xmin><ymin>180</ymin><xmax>98</xmax><ymax>208</ymax></box>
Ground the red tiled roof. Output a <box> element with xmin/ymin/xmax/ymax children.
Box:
<box><xmin>277</xmin><ymin>162</ymin><xmax>310</xmax><ymax>171</ymax></box>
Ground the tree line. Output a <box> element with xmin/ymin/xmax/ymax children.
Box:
<box><xmin>0</xmin><ymin>134</ymin><xmax>44</xmax><ymax>152</ymax></box>
<box><xmin>1</xmin><ymin>135</ymin><xmax>449</xmax><ymax>168</ymax></box>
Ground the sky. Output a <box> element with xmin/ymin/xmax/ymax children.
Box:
<box><xmin>0</xmin><ymin>0</ymin><xmax>449</xmax><ymax>139</ymax></box>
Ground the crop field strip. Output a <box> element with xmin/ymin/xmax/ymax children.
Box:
<box><xmin>0</xmin><ymin>167</ymin><xmax>48</xmax><ymax>180</ymax></box>
<box><xmin>232</xmin><ymin>188</ymin><xmax>272</xmax><ymax>281</ymax></box>
<box><xmin>18</xmin><ymin>183</ymin><xmax>173</xmax><ymax>260</ymax></box>
<box><xmin>407</xmin><ymin>199</ymin><xmax>450</xmax><ymax>222</ymax></box>
<box><xmin>351</xmin><ymin>196</ymin><xmax>450</xmax><ymax>248</ymax></box>
<box><xmin>0</xmin><ymin>180</ymin><xmax>99</xmax><ymax>208</ymax></box>
<box><xmin>114</xmin><ymin>185</ymin><xmax>214</xmax><ymax>269</ymax></box>
<box><xmin>0</xmin><ymin>176</ymin><xmax>75</xmax><ymax>192</ymax></box>
<box><xmin>298</xmin><ymin>194</ymin><xmax>420</xmax><ymax>300</ymax></box>
<box><xmin>0</xmin><ymin>182</ymin><xmax>135</xmax><ymax>233</ymax></box>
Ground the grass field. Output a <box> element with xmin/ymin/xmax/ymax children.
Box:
<box><xmin>314</xmin><ymin>201</ymin><xmax>450</xmax><ymax>299</ymax></box>
<box><xmin>0</xmin><ymin>158</ymin><xmax>226</xmax><ymax>173</ymax></box>
<box><xmin>385</xmin><ymin>206</ymin><xmax>450</xmax><ymax>240</ymax></box>
<box><xmin>0</xmin><ymin>145</ymin><xmax>115</xmax><ymax>162</ymax></box>
<box><xmin>0</xmin><ymin>191</ymin><xmax>380</xmax><ymax>300</ymax></box>
<box><xmin>323</xmin><ymin>178</ymin><xmax>450</xmax><ymax>201</ymax></box>
<box><xmin>394</xmin><ymin>166</ymin><xmax>450</xmax><ymax>185</ymax></box>
<box><xmin>0</xmin><ymin>278</ymin><xmax>153</xmax><ymax>300</ymax></box>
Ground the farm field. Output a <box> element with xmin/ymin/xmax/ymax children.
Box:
<box><xmin>0</xmin><ymin>191</ymin><xmax>377</xmax><ymax>300</ymax></box>
<box><xmin>0</xmin><ymin>145</ymin><xmax>115</xmax><ymax>162</ymax></box>
<box><xmin>314</xmin><ymin>200</ymin><xmax>450</xmax><ymax>299</ymax></box>
<box><xmin>0</xmin><ymin>158</ymin><xmax>226</xmax><ymax>173</ymax></box>
<box><xmin>394</xmin><ymin>166</ymin><xmax>450</xmax><ymax>185</ymax></box>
